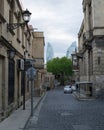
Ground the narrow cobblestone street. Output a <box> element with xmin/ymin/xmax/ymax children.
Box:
<box><xmin>25</xmin><ymin>87</ymin><xmax>104</xmax><ymax>130</ymax></box>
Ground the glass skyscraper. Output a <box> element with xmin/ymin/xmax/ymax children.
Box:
<box><xmin>66</xmin><ymin>41</ymin><xmax>77</xmax><ymax>58</ymax></box>
<box><xmin>46</xmin><ymin>43</ymin><xmax>54</xmax><ymax>62</ymax></box>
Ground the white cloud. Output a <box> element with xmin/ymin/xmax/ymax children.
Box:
<box><xmin>22</xmin><ymin>0</ymin><xmax>83</xmax><ymax>58</ymax></box>
<box><xmin>46</xmin><ymin>32</ymin><xmax>75</xmax><ymax>42</ymax></box>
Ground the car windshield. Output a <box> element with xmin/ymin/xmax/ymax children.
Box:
<box><xmin>65</xmin><ymin>85</ymin><xmax>70</xmax><ymax>88</ymax></box>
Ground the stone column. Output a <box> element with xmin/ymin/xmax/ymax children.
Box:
<box><xmin>14</xmin><ymin>58</ymin><xmax>18</xmax><ymax>108</ymax></box>
<box><xmin>83</xmin><ymin>0</ymin><xmax>91</xmax><ymax>39</ymax></box>
<box><xmin>88</xmin><ymin>49</ymin><xmax>90</xmax><ymax>81</ymax></box>
<box><xmin>85</xmin><ymin>3</ymin><xmax>90</xmax><ymax>32</ymax></box>
<box><xmin>0</xmin><ymin>56</ymin><xmax>3</xmax><ymax>111</ymax></box>
<box><xmin>4</xmin><ymin>56</ymin><xmax>9</xmax><ymax>113</ymax></box>
<box><xmin>18</xmin><ymin>71</ymin><xmax>21</xmax><ymax>106</ymax></box>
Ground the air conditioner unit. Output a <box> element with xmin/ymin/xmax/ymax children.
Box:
<box><xmin>17</xmin><ymin>59</ymin><xmax>24</xmax><ymax>71</ymax></box>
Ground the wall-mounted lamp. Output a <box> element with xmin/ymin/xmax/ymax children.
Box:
<box><xmin>7</xmin><ymin>49</ymin><xmax>16</xmax><ymax>59</ymax></box>
<box><xmin>7</xmin><ymin>9</ymin><xmax>31</xmax><ymax>31</ymax></box>
<box><xmin>97</xmin><ymin>49</ymin><xmax>102</xmax><ymax>65</ymax></box>
<box><xmin>72</xmin><ymin>53</ymin><xmax>77</xmax><ymax>62</ymax></box>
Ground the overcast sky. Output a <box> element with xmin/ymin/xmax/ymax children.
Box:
<box><xmin>21</xmin><ymin>0</ymin><xmax>83</xmax><ymax>58</ymax></box>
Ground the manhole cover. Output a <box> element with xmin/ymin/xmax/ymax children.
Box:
<box><xmin>60</xmin><ymin>112</ymin><xmax>73</xmax><ymax>116</ymax></box>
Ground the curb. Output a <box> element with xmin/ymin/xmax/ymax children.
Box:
<box><xmin>73</xmin><ymin>92</ymin><xmax>95</xmax><ymax>101</ymax></box>
<box><xmin>23</xmin><ymin>92</ymin><xmax>46</xmax><ymax>130</ymax></box>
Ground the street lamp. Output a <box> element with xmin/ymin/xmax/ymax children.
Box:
<box><xmin>71</xmin><ymin>53</ymin><xmax>78</xmax><ymax>70</ymax></box>
<box><xmin>7</xmin><ymin>49</ymin><xmax>16</xmax><ymax>59</ymax></box>
<box><xmin>7</xmin><ymin>9</ymin><xmax>31</xmax><ymax>30</ymax></box>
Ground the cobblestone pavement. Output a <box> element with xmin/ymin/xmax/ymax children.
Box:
<box><xmin>25</xmin><ymin>87</ymin><xmax>104</xmax><ymax>130</ymax></box>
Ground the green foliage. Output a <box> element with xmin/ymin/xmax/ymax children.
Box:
<box><xmin>47</xmin><ymin>57</ymin><xmax>73</xmax><ymax>77</ymax></box>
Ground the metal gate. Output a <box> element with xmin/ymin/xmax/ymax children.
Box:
<box><xmin>8</xmin><ymin>59</ymin><xmax>15</xmax><ymax>105</ymax></box>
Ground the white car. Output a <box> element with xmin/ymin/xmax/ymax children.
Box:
<box><xmin>64</xmin><ymin>85</ymin><xmax>73</xmax><ymax>93</ymax></box>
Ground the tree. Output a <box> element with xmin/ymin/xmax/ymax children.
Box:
<box><xmin>47</xmin><ymin>57</ymin><xmax>73</xmax><ymax>85</ymax></box>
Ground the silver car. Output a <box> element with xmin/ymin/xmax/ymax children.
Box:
<box><xmin>64</xmin><ymin>85</ymin><xmax>73</xmax><ymax>93</ymax></box>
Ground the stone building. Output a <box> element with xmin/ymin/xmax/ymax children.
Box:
<box><xmin>0</xmin><ymin>0</ymin><xmax>45</xmax><ymax>121</ymax></box>
<box><xmin>32</xmin><ymin>32</ymin><xmax>45</xmax><ymax>96</ymax></box>
<box><xmin>41</xmin><ymin>70</ymin><xmax>54</xmax><ymax>90</ymax></box>
<box><xmin>77</xmin><ymin>0</ymin><xmax>104</xmax><ymax>97</ymax></box>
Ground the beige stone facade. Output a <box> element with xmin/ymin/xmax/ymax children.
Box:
<box><xmin>0</xmin><ymin>0</ymin><xmax>46</xmax><ymax>121</ymax></box>
<box><xmin>32</xmin><ymin>32</ymin><xmax>45</xmax><ymax>96</ymax></box>
<box><xmin>77</xmin><ymin>0</ymin><xmax>104</xmax><ymax>97</ymax></box>
<box><xmin>31</xmin><ymin>32</ymin><xmax>55</xmax><ymax>94</ymax></box>
<box><xmin>44</xmin><ymin>72</ymin><xmax>55</xmax><ymax>90</ymax></box>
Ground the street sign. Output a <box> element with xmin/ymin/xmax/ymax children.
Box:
<box><xmin>27</xmin><ymin>67</ymin><xmax>37</xmax><ymax>116</ymax></box>
<box><xmin>27</xmin><ymin>67</ymin><xmax>36</xmax><ymax>81</ymax></box>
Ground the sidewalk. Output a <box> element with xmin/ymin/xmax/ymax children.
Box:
<box><xmin>73</xmin><ymin>91</ymin><xmax>95</xmax><ymax>101</ymax></box>
<box><xmin>0</xmin><ymin>94</ymin><xmax>45</xmax><ymax>130</ymax></box>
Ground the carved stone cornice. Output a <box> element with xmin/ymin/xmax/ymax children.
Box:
<box><xmin>84</xmin><ymin>43</ymin><xmax>92</xmax><ymax>50</ymax></box>
<box><xmin>76</xmin><ymin>50</ymin><xmax>84</xmax><ymax>59</ymax></box>
<box><xmin>83</xmin><ymin>30</ymin><xmax>93</xmax><ymax>43</ymax></box>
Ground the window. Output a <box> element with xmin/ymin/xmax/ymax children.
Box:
<box><xmin>17</xmin><ymin>15</ymin><xmax>21</xmax><ymax>43</ymax></box>
<box><xmin>8</xmin><ymin>59</ymin><xmax>15</xmax><ymax>104</ymax></box>
<box><xmin>0</xmin><ymin>0</ymin><xmax>4</xmax><ymax>15</ymax></box>
<box><xmin>9</xmin><ymin>10</ymin><xmax>13</xmax><ymax>24</ymax></box>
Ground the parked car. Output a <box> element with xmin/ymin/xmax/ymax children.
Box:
<box><xmin>64</xmin><ymin>85</ymin><xmax>73</xmax><ymax>93</ymax></box>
